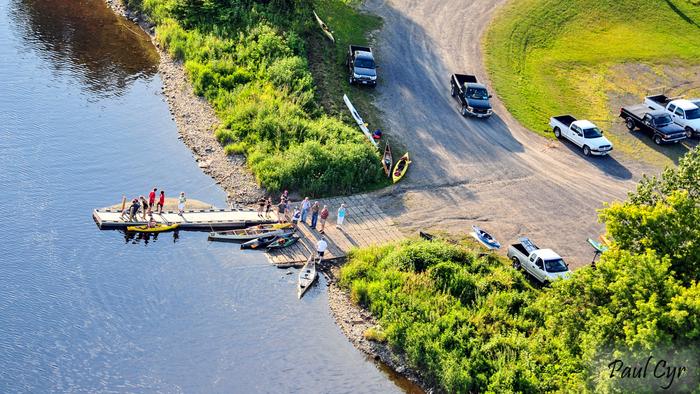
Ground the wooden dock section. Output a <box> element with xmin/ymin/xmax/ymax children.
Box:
<box><xmin>93</xmin><ymin>207</ymin><xmax>276</xmax><ymax>230</ymax></box>
<box><xmin>267</xmin><ymin>194</ymin><xmax>404</xmax><ymax>267</ymax></box>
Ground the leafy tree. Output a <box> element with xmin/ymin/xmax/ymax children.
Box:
<box><xmin>600</xmin><ymin>148</ymin><xmax>700</xmax><ymax>283</ymax></box>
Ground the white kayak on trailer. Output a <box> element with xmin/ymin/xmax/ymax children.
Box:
<box><xmin>343</xmin><ymin>94</ymin><xmax>378</xmax><ymax>148</ymax></box>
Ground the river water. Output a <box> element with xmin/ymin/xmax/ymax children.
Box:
<box><xmin>0</xmin><ymin>0</ymin><xmax>414</xmax><ymax>392</ymax></box>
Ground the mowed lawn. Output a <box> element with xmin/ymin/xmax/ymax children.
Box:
<box><xmin>484</xmin><ymin>0</ymin><xmax>700</xmax><ymax>155</ymax></box>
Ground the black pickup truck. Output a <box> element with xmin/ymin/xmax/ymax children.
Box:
<box><xmin>450</xmin><ymin>74</ymin><xmax>492</xmax><ymax>118</ymax></box>
<box><xmin>620</xmin><ymin>104</ymin><xmax>686</xmax><ymax>145</ymax></box>
<box><xmin>347</xmin><ymin>45</ymin><xmax>377</xmax><ymax>86</ymax></box>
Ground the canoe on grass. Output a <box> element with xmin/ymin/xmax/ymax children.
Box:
<box><xmin>382</xmin><ymin>142</ymin><xmax>393</xmax><ymax>177</ymax></box>
<box><xmin>313</xmin><ymin>11</ymin><xmax>335</xmax><ymax>42</ymax></box>
<box><xmin>392</xmin><ymin>153</ymin><xmax>411</xmax><ymax>183</ymax></box>
<box><xmin>471</xmin><ymin>225</ymin><xmax>501</xmax><ymax>249</ymax></box>
<box><xmin>241</xmin><ymin>234</ymin><xmax>280</xmax><ymax>250</ymax></box>
<box><xmin>298</xmin><ymin>254</ymin><xmax>319</xmax><ymax>299</ymax></box>
<box><xmin>266</xmin><ymin>234</ymin><xmax>301</xmax><ymax>250</ymax></box>
<box><xmin>209</xmin><ymin>224</ymin><xmax>293</xmax><ymax>242</ymax></box>
<box><xmin>126</xmin><ymin>223</ymin><xmax>180</xmax><ymax>233</ymax></box>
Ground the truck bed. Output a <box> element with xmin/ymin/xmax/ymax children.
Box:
<box><xmin>453</xmin><ymin>73</ymin><xmax>478</xmax><ymax>87</ymax></box>
<box><xmin>620</xmin><ymin>103</ymin><xmax>652</xmax><ymax>120</ymax></box>
<box><xmin>551</xmin><ymin>115</ymin><xmax>576</xmax><ymax>128</ymax></box>
<box><xmin>646</xmin><ymin>94</ymin><xmax>672</xmax><ymax>106</ymax></box>
<box><xmin>349</xmin><ymin>44</ymin><xmax>371</xmax><ymax>54</ymax></box>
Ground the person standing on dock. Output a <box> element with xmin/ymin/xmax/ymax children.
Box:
<box><xmin>281</xmin><ymin>190</ymin><xmax>289</xmax><ymax>203</ymax></box>
<box><xmin>148</xmin><ymin>187</ymin><xmax>157</xmax><ymax>214</ymax></box>
<box><xmin>310</xmin><ymin>201</ymin><xmax>320</xmax><ymax>229</ymax></box>
<box><xmin>264</xmin><ymin>197</ymin><xmax>272</xmax><ymax>218</ymax></box>
<box><xmin>128</xmin><ymin>198</ymin><xmax>140</xmax><ymax>222</ymax></box>
<box><xmin>317</xmin><ymin>237</ymin><xmax>328</xmax><ymax>259</ymax></box>
<box><xmin>157</xmin><ymin>190</ymin><xmax>165</xmax><ymax>214</ymax></box>
<box><xmin>178</xmin><ymin>192</ymin><xmax>186</xmax><ymax>216</ymax></box>
<box><xmin>139</xmin><ymin>196</ymin><xmax>149</xmax><ymax>220</ymax></box>
<box><xmin>257</xmin><ymin>197</ymin><xmax>266</xmax><ymax>217</ymax></box>
<box><xmin>336</xmin><ymin>204</ymin><xmax>347</xmax><ymax>229</ymax></box>
<box><xmin>292</xmin><ymin>206</ymin><xmax>301</xmax><ymax>227</ymax></box>
<box><xmin>277</xmin><ymin>199</ymin><xmax>287</xmax><ymax>223</ymax></box>
<box><xmin>300</xmin><ymin>197</ymin><xmax>311</xmax><ymax>224</ymax></box>
<box><xmin>319</xmin><ymin>205</ymin><xmax>329</xmax><ymax>234</ymax></box>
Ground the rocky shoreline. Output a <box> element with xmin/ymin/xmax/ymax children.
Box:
<box><xmin>105</xmin><ymin>0</ymin><xmax>263</xmax><ymax>205</ymax></box>
<box><xmin>105</xmin><ymin>1</ymin><xmax>429</xmax><ymax>390</ymax></box>
<box><xmin>323</xmin><ymin>265</ymin><xmax>434</xmax><ymax>393</ymax></box>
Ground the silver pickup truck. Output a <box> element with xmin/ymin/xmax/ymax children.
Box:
<box><xmin>507</xmin><ymin>237</ymin><xmax>571</xmax><ymax>283</ymax></box>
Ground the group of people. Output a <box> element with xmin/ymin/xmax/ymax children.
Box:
<box><xmin>268</xmin><ymin>190</ymin><xmax>348</xmax><ymax>235</ymax></box>
<box><xmin>121</xmin><ymin>187</ymin><xmax>188</xmax><ymax>224</ymax></box>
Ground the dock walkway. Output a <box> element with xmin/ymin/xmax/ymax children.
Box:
<box><xmin>267</xmin><ymin>194</ymin><xmax>404</xmax><ymax>267</ymax></box>
<box><xmin>93</xmin><ymin>207</ymin><xmax>275</xmax><ymax>230</ymax></box>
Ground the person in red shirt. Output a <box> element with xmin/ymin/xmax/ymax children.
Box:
<box><xmin>148</xmin><ymin>187</ymin><xmax>157</xmax><ymax>214</ymax></box>
<box><xmin>157</xmin><ymin>190</ymin><xmax>165</xmax><ymax>214</ymax></box>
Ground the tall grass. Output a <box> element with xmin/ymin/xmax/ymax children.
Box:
<box><xmin>133</xmin><ymin>0</ymin><xmax>386</xmax><ymax>196</ymax></box>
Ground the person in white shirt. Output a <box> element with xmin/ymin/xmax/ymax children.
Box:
<box><xmin>316</xmin><ymin>237</ymin><xmax>328</xmax><ymax>258</ymax></box>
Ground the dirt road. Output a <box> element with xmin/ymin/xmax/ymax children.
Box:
<box><xmin>364</xmin><ymin>0</ymin><xmax>659</xmax><ymax>267</ymax></box>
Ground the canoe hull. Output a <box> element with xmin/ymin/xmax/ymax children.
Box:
<box><xmin>297</xmin><ymin>255</ymin><xmax>319</xmax><ymax>299</ymax></box>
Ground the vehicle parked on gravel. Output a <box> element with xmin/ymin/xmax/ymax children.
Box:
<box><xmin>645</xmin><ymin>95</ymin><xmax>700</xmax><ymax>138</ymax></box>
<box><xmin>450</xmin><ymin>74</ymin><xmax>492</xmax><ymax>118</ymax></box>
<box><xmin>347</xmin><ymin>45</ymin><xmax>377</xmax><ymax>86</ymax></box>
<box><xmin>619</xmin><ymin>104</ymin><xmax>686</xmax><ymax>145</ymax></box>
<box><xmin>507</xmin><ymin>237</ymin><xmax>571</xmax><ymax>284</ymax></box>
<box><xmin>549</xmin><ymin>115</ymin><xmax>613</xmax><ymax>156</ymax></box>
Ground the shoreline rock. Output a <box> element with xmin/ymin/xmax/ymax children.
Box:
<box><xmin>105</xmin><ymin>0</ymin><xmax>264</xmax><ymax>205</ymax></box>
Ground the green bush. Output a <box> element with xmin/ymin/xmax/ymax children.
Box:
<box><xmin>137</xmin><ymin>0</ymin><xmax>385</xmax><ymax>196</ymax></box>
<box><xmin>340</xmin><ymin>231</ymin><xmax>700</xmax><ymax>392</ymax></box>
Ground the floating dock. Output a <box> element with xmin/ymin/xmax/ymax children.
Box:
<box><xmin>267</xmin><ymin>194</ymin><xmax>404</xmax><ymax>267</ymax></box>
<box><xmin>92</xmin><ymin>207</ymin><xmax>276</xmax><ymax>230</ymax></box>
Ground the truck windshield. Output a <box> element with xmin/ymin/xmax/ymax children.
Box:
<box><xmin>583</xmin><ymin>127</ymin><xmax>603</xmax><ymax>138</ymax></box>
<box><xmin>686</xmin><ymin>108</ymin><xmax>700</xmax><ymax>120</ymax></box>
<box><xmin>354</xmin><ymin>59</ymin><xmax>375</xmax><ymax>69</ymax></box>
<box><xmin>545</xmin><ymin>259</ymin><xmax>568</xmax><ymax>273</ymax></box>
<box><xmin>655</xmin><ymin>115</ymin><xmax>672</xmax><ymax>126</ymax></box>
<box><xmin>466</xmin><ymin>88</ymin><xmax>489</xmax><ymax>100</ymax></box>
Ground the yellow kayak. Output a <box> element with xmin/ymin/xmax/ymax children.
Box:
<box><xmin>392</xmin><ymin>152</ymin><xmax>411</xmax><ymax>183</ymax></box>
<box><xmin>126</xmin><ymin>223</ymin><xmax>180</xmax><ymax>233</ymax></box>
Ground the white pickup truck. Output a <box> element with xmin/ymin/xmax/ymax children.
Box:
<box><xmin>645</xmin><ymin>95</ymin><xmax>700</xmax><ymax>138</ymax></box>
<box><xmin>507</xmin><ymin>237</ymin><xmax>571</xmax><ymax>284</ymax></box>
<box><xmin>549</xmin><ymin>115</ymin><xmax>613</xmax><ymax>156</ymax></box>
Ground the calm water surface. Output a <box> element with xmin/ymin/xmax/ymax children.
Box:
<box><xmin>0</xmin><ymin>0</ymin><xmax>415</xmax><ymax>392</ymax></box>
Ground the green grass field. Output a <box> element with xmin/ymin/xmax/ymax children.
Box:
<box><xmin>484</xmin><ymin>0</ymin><xmax>700</xmax><ymax>162</ymax></box>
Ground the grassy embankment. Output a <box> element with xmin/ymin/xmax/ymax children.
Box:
<box><xmin>484</xmin><ymin>0</ymin><xmax>700</xmax><ymax>164</ymax></box>
<box><xmin>339</xmin><ymin>150</ymin><xmax>700</xmax><ymax>392</ymax></box>
<box><xmin>132</xmin><ymin>0</ymin><xmax>388</xmax><ymax>196</ymax></box>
